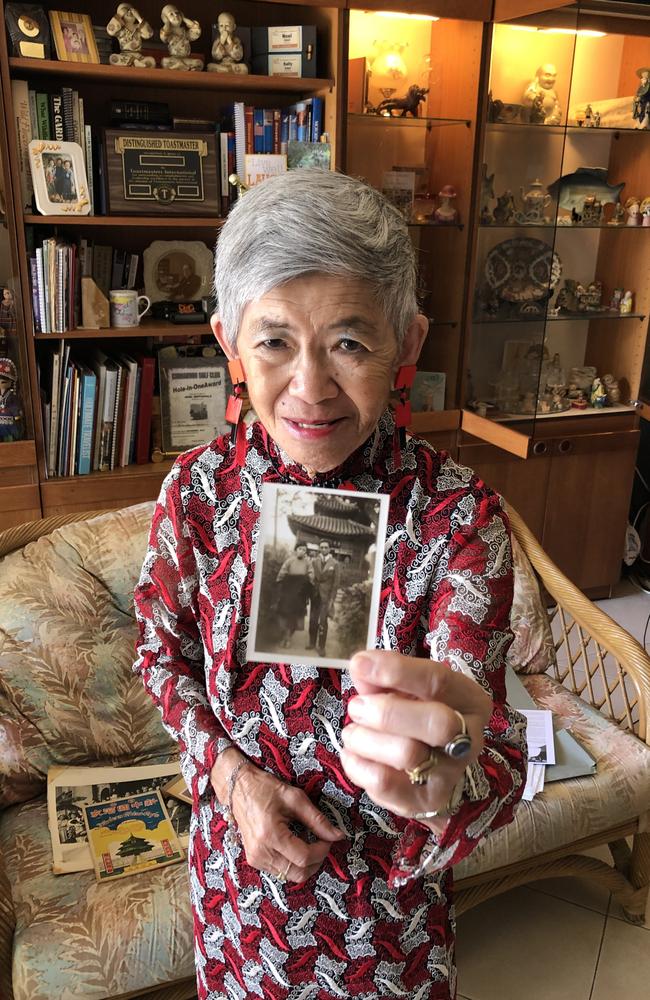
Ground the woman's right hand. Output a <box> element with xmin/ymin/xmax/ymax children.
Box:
<box><xmin>211</xmin><ymin>750</ymin><xmax>345</xmax><ymax>883</ymax></box>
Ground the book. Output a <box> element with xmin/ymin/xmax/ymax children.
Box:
<box><xmin>11</xmin><ymin>78</ymin><xmax>34</xmax><ymax>210</ymax></box>
<box><xmin>111</xmin><ymin>248</ymin><xmax>127</xmax><ymax>291</ymax></box>
<box><xmin>28</xmin><ymin>88</ymin><xmax>38</xmax><ymax>142</ymax></box>
<box><xmin>128</xmin><ymin>364</ymin><xmax>142</xmax><ymax>464</ymax></box>
<box><xmin>61</xmin><ymin>87</ymin><xmax>75</xmax><ymax>143</ymax></box>
<box><xmin>126</xmin><ymin>253</ymin><xmax>139</xmax><ymax>290</ymax></box>
<box><xmin>109</xmin><ymin>361</ymin><xmax>124</xmax><ymax>470</ymax></box>
<box><xmin>244</xmin><ymin>104</ymin><xmax>255</xmax><ymax>155</ymax></box>
<box><xmin>110</xmin><ymin>100</ymin><xmax>171</xmax><ymax>125</ymax></box>
<box><xmin>48</xmin><ymin>345</ymin><xmax>63</xmax><ymax>477</ymax></box>
<box><xmin>76</xmin><ymin>364</ymin><xmax>96</xmax><ymax>475</ymax></box>
<box><xmin>310</xmin><ymin>96</ymin><xmax>324</xmax><ymax>142</ymax></box>
<box><xmin>233</xmin><ymin>102</ymin><xmax>246</xmax><ymax>180</ymax></box>
<box><xmin>84</xmin><ymin>125</ymin><xmax>94</xmax><ymax>214</ymax></box>
<box><xmin>117</xmin><ymin>354</ymin><xmax>138</xmax><ymax>467</ymax></box>
<box><xmin>253</xmin><ymin>107</ymin><xmax>264</xmax><ymax>153</ymax></box>
<box><xmin>47</xmin><ymin>760</ymin><xmax>189</xmax><ymax>876</ymax></box>
<box><xmin>93</xmin><ymin>245</ymin><xmax>113</xmax><ymax>297</ymax></box>
<box><xmin>51</xmin><ymin>93</ymin><xmax>64</xmax><ymax>141</ymax></box>
<box><xmin>244</xmin><ymin>153</ymin><xmax>287</xmax><ymax>188</ymax></box>
<box><xmin>134</xmin><ymin>354</ymin><xmax>155</xmax><ymax>464</ymax></box>
<box><xmin>36</xmin><ymin>92</ymin><xmax>51</xmax><ymax>139</ymax></box>
<box><xmin>83</xmin><ymin>790</ymin><xmax>183</xmax><ymax>882</ymax></box>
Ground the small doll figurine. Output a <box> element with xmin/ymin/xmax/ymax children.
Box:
<box><xmin>106</xmin><ymin>4</ymin><xmax>155</xmax><ymax>67</ymax></box>
<box><xmin>0</xmin><ymin>287</ymin><xmax>17</xmax><ymax>358</ymax></box>
<box><xmin>0</xmin><ymin>358</ymin><xmax>24</xmax><ymax>442</ymax></box>
<box><xmin>610</xmin><ymin>287</ymin><xmax>624</xmax><ymax>311</ymax></box>
<box><xmin>207</xmin><ymin>11</ymin><xmax>248</xmax><ymax>74</ymax></box>
<box><xmin>160</xmin><ymin>4</ymin><xmax>202</xmax><ymax>71</ymax></box>
<box><xmin>590</xmin><ymin>377</ymin><xmax>608</xmax><ymax>408</ymax></box>
<box><xmin>434</xmin><ymin>184</ymin><xmax>458</xmax><ymax>225</ymax></box>
<box><xmin>620</xmin><ymin>290</ymin><xmax>634</xmax><ymax>314</ymax></box>
<box><xmin>625</xmin><ymin>196</ymin><xmax>641</xmax><ymax>226</ymax></box>
<box><xmin>641</xmin><ymin>196</ymin><xmax>650</xmax><ymax>226</ymax></box>
<box><xmin>633</xmin><ymin>67</ymin><xmax>650</xmax><ymax>129</ymax></box>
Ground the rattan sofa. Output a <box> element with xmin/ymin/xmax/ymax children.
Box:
<box><xmin>0</xmin><ymin>503</ymin><xmax>649</xmax><ymax>1000</ymax></box>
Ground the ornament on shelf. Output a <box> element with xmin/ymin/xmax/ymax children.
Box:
<box><xmin>610</xmin><ymin>287</ymin><xmax>624</xmax><ymax>311</ymax></box>
<box><xmin>581</xmin><ymin>195</ymin><xmax>604</xmax><ymax>226</ymax></box>
<box><xmin>633</xmin><ymin>67</ymin><xmax>650</xmax><ymax>129</ymax></box>
<box><xmin>567</xmin><ymin>366</ymin><xmax>597</xmax><ymax>409</ymax></box>
<box><xmin>479</xmin><ymin>163</ymin><xmax>495</xmax><ymax>224</ymax></box>
<box><xmin>373</xmin><ymin>84</ymin><xmax>429</xmax><ymax>118</ymax></box>
<box><xmin>625</xmin><ymin>196</ymin><xmax>641</xmax><ymax>226</ymax></box>
<box><xmin>0</xmin><ymin>358</ymin><xmax>24</xmax><ymax>442</ymax></box>
<box><xmin>207</xmin><ymin>11</ymin><xmax>248</xmax><ymax>74</ymax></box>
<box><xmin>641</xmin><ymin>197</ymin><xmax>650</xmax><ymax>226</ymax></box>
<box><xmin>159</xmin><ymin>4</ymin><xmax>202</xmax><ymax>71</ymax></box>
<box><xmin>434</xmin><ymin>185</ymin><xmax>458</xmax><ymax>225</ymax></box>
<box><xmin>523</xmin><ymin>63</ymin><xmax>562</xmax><ymax>125</ymax></box>
<box><xmin>493</xmin><ymin>190</ymin><xmax>516</xmax><ymax>225</ymax></box>
<box><xmin>620</xmin><ymin>290</ymin><xmax>634</xmax><ymax>314</ymax></box>
<box><xmin>590</xmin><ymin>377</ymin><xmax>608</xmax><ymax>408</ymax></box>
<box><xmin>603</xmin><ymin>373</ymin><xmax>621</xmax><ymax>405</ymax></box>
<box><xmin>517</xmin><ymin>178</ymin><xmax>551</xmax><ymax>224</ymax></box>
<box><xmin>106</xmin><ymin>4</ymin><xmax>155</xmax><ymax>68</ymax></box>
<box><xmin>609</xmin><ymin>202</ymin><xmax>626</xmax><ymax>226</ymax></box>
<box><xmin>548</xmin><ymin>167</ymin><xmax>625</xmax><ymax>219</ymax></box>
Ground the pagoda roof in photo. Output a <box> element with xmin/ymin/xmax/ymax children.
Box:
<box><xmin>287</xmin><ymin>513</ymin><xmax>375</xmax><ymax>539</ymax></box>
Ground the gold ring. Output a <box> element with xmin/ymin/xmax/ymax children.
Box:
<box><xmin>405</xmin><ymin>748</ymin><xmax>443</xmax><ymax>786</ymax></box>
<box><xmin>443</xmin><ymin>710</ymin><xmax>472</xmax><ymax>760</ymax></box>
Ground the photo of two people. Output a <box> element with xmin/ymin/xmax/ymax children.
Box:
<box><xmin>248</xmin><ymin>484</ymin><xmax>388</xmax><ymax>669</ymax></box>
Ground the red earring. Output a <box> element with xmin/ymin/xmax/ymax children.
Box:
<box><xmin>226</xmin><ymin>359</ymin><xmax>250</xmax><ymax>460</ymax></box>
<box><xmin>392</xmin><ymin>364</ymin><xmax>417</xmax><ymax>446</ymax></box>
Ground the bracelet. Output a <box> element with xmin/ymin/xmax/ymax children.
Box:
<box><xmin>223</xmin><ymin>759</ymin><xmax>251</xmax><ymax>846</ymax></box>
<box><xmin>411</xmin><ymin>776</ymin><xmax>464</xmax><ymax>821</ymax></box>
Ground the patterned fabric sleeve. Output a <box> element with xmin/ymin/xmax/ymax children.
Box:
<box><xmin>133</xmin><ymin>464</ymin><xmax>231</xmax><ymax>800</ymax></box>
<box><xmin>390</xmin><ymin>487</ymin><xmax>527</xmax><ymax>888</ymax></box>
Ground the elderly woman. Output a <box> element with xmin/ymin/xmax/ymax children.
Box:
<box><xmin>134</xmin><ymin>170</ymin><xmax>526</xmax><ymax>1000</ymax></box>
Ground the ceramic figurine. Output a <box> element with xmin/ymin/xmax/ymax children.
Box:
<box><xmin>603</xmin><ymin>373</ymin><xmax>621</xmax><ymax>405</ymax></box>
<box><xmin>106</xmin><ymin>5</ymin><xmax>155</xmax><ymax>67</ymax></box>
<box><xmin>620</xmin><ymin>290</ymin><xmax>634</xmax><ymax>314</ymax></box>
<box><xmin>374</xmin><ymin>85</ymin><xmax>429</xmax><ymax>118</ymax></box>
<box><xmin>610</xmin><ymin>287</ymin><xmax>624</xmax><ymax>311</ymax></box>
<box><xmin>547</xmin><ymin>167</ymin><xmax>624</xmax><ymax>214</ymax></box>
<box><xmin>479</xmin><ymin>163</ymin><xmax>495</xmax><ymax>223</ymax></box>
<box><xmin>633</xmin><ymin>67</ymin><xmax>650</xmax><ymax>129</ymax></box>
<box><xmin>594</xmin><ymin>110</ymin><xmax>601</xmax><ymax>128</ymax></box>
<box><xmin>518</xmin><ymin>178</ymin><xmax>551</xmax><ymax>223</ymax></box>
<box><xmin>590</xmin><ymin>377</ymin><xmax>608</xmax><ymax>408</ymax></box>
<box><xmin>493</xmin><ymin>190</ymin><xmax>516</xmax><ymax>225</ymax></box>
<box><xmin>581</xmin><ymin>195</ymin><xmax>604</xmax><ymax>226</ymax></box>
<box><xmin>434</xmin><ymin>184</ymin><xmax>458</xmax><ymax>225</ymax></box>
<box><xmin>523</xmin><ymin>63</ymin><xmax>562</xmax><ymax>125</ymax></box>
<box><xmin>641</xmin><ymin>197</ymin><xmax>650</xmax><ymax>226</ymax></box>
<box><xmin>0</xmin><ymin>287</ymin><xmax>17</xmax><ymax>359</ymax></box>
<box><xmin>625</xmin><ymin>196</ymin><xmax>641</xmax><ymax>225</ymax></box>
<box><xmin>583</xmin><ymin>104</ymin><xmax>594</xmax><ymax>126</ymax></box>
<box><xmin>0</xmin><ymin>358</ymin><xmax>23</xmax><ymax>442</ymax></box>
<box><xmin>207</xmin><ymin>11</ymin><xmax>248</xmax><ymax>74</ymax></box>
<box><xmin>608</xmin><ymin>202</ymin><xmax>626</xmax><ymax>226</ymax></box>
<box><xmin>160</xmin><ymin>4</ymin><xmax>202</xmax><ymax>71</ymax></box>
<box><xmin>529</xmin><ymin>92</ymin><xmax>546</xmax><ymax>125</ymax></box>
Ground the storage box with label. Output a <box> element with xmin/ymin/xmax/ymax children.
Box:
<box><xmin>251</xmin><ymin>25</ymin><xmax>317</xmax><ymax>77</ymax></box>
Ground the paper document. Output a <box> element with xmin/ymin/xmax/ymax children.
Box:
<box><xmin>521</xmin><ymin>709</ymin><xmax>556</xmax><ymax>765</ymax></box>
<box><xmin>523</xmin><ymin>762</ymin><xmax>546</xmax><ymax>801</ymax></box>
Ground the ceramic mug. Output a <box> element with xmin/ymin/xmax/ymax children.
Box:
<box><xmin>109</xmin><ymin>289</ymin><xmax>151</xmax><ymax>328</ymax></box>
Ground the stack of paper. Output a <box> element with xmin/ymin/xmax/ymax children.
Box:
<box><xmin>520</xmin><ymin>708</ymin><xmax>555</xmax><ymax>801</ymax></box>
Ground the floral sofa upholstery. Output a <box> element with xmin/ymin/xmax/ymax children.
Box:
<box><xmin>1</xmin><ymin>502</ymin><xmax>650</xmax><ymax>999</ymax></box>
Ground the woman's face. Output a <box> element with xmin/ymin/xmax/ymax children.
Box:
<box><xmin>296</xmin><ymin>545</ymin><xmax>307</xmax><ymax>558</ymax></box>
<box><xmin>213</xmin><ymin>274</ymin><xmax>426</xmax><ymax>472</ymax></box>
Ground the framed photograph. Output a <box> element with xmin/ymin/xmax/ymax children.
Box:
<box><xmin>143</xmin><ymin>240</ymin><xmax>214</xmax><ymax>304</ymax></box>
<box><xmin>28</xmin><ymin>139</ymin><xmax>90</xmax><ymax>215</ymax></box>
<box><xmin>158</xmin><ymin>351</ymin><xmax>230</xmax><ymax>455</ymax></box>
<box><xmin>248</xmin><ymin>483</ymin><xmax>389</xmax><ymax>669</ymax></box>
<box><xmin>5</xmin><ymin>4</ymin><xmax>51</xmax><ymax>58</ymax></box>
<box><xmin>49</xmin><ymin>10</ymin><xmax>99</xmax><ymax>63</ymax></box>
<box><xmin>411</xmin><ymin>371</ymin><xmax>446</xmax><ymax>412</ymax></box>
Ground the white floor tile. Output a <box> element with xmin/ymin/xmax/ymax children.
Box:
<box><xmin>590</xmin><ymin>913</ymin><xmax>650</xmax><ymax>999</ymax></box>
<box><xmin>456</xmin><ymin>886</ymin><xmax>604</xmax><ymax>1000</ymax></box>
<box><xmin>529</xmin><ymin>844</ymin><xmax>612</xmax><ymax>915</ymax></box>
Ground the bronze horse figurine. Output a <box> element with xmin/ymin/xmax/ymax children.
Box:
<box><xmin>374</xmin><ymin>85</ymin><xmax>429</xmax><ymax>118</ymax></box>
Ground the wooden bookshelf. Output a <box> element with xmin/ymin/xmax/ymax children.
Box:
<box><xmin>34</xmin><ymin>322</ymin><xmax>212</xmax><ymax>340</ymax></box>
<box><xmin>24</xmin><ymin>215</ymin><xmax>226</xmax><ymax>229</ymax></box>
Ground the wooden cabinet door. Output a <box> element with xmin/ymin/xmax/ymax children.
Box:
<box><xmin>458</xmin><ymin>439</ymin><xmax>551</xmax><ymax>540</ymax></box>
<box><xmin>542</xmin><ymin>430</ymin><xmax>639</xmax><ymax>592</ymax></box>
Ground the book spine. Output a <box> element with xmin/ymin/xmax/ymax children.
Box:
<box><xmin>288</xmin><ymin>110</ymin><xmax>297</xmax><ymax>143</ymax></box>
<box><xmin>96</xmin><ymin>140</ymin><xmax>107</xmax><ymax>215</ymax></box>
<box><xmin>245</xmin><ymin>105</ymin><xmax>255</xmax><ymax>155</ymax></box>
<box><xmin>71</xmin><ymin>90</ymin><xmax>82</xmax><ymax>148</ymax></box>
<box><xmin>11</xmin><ymin>79</ymin><xmax>34</xmax><ymax>210</ymax></box>
<box><xmin>29</xmin><ymin>255</ymin><xmax>41</xmax><ymax>333</ymax></box>
<box><xmin>76</xmin><ymin>372</ymin><xmax>96</xmax><ymax>475</ymax></box>
<box><xmin>99</xmin><ymin>367</ymin><xmax>117</xmax><ymax>473</ymax></box>
<box><xmin>253</xmin><ymin>107</ymin><xmax>264</xmax><ymax>154</ymax></box>
<box><xmin>51</xmin><ymin>94</ymin><xmax>64</xmax><ymax>141</ymax></box>
<box><xmin>36</xmin><ymin>92</ymin><xmax>51</xmax><ymax>139</ymax></box>
<box><xmin>111</xmin><ymin>249</ymin><xmax>127</xmax><ymax>291</ymax></box>
<box><xmin>280</xmin><ymin>111</ymin><xmax>289</xmax><ymax>155</ymax></box>
<box><xmin>219</xmin><ymin>132</ymin><xmax>230</xmax><ymax>216</ymax></box>
<box><xmin>28</xmin><ymin>89</ymin><xmax>38</xmax><ymax>141</ymax></box>
<box><xmin>272</xmin><ymin>109</ymin><xmax>281</xmax><ymax>154</ymax></box>
<box><xmin>110</xmin><ymin>365</ymin><xmax>124</xmax><ymax>471</ymax></box>
<box><xmin>93</xmin><ymin>245</ymin><xmax>112</xmax><ymax>298</ymax></box>
<box><xmin>295</xmin><ymin>102</ymin><xmax>307</xmax><ymax>143</ymax></box>
<box><xmin>61</xmin><ymin>88</ymin><xmax>75</xmax><ymax>143</ymax></box>
<box><xmin>126</xmin><ymin>254</ymin><xmax>139</xmax><ymax>290</ymax></box>
<box><xmin>135</xmin><ymin>356</ymin><xmax>155</xmax><ymax>464</ymax></box>
<box><xmin>227</xmin><ymin>134</ymin><xmax>236</xmax><ymax>204</ymax></box>
<box><xmin>36</xmin><ymin>246</ymin><xmax>47</xmax><ymax>334</ymax></box>
<box><xmin>84</xmin><ymin>125</ymin><xmax>94</xmax><ymax>214</ymax></box>
<box><xmin>128</xmin><ymin>365</ymin><xmax>142</xmax><ymax>464</ymax></box>
<box><xmin>310</xmin><ymin>96</ymin><xmax>323</xmax><ymax>142</ymax></box>
<box><xmin>57</xmin><ymin>367</ymin><xmax>71</xmax><ymax>477</ymax></box>
<box><xmin>48</xmin><ymin>348</ymin><xmax>61</xmax><ymax>477</ymax></box>
<box><xmin>263</xmin><ymin>109</ymin><xmax>274</xmax><ymax>154</ymax></box>
<box><xmin>68</xmin><ymin>365</ymin><xmax>80</xmax><ymax>476</ymax></box>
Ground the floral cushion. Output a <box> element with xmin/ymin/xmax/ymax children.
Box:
<box><xmin>506</xmin><ymin>535</ymin><xmax>557</xmax><ymax>675</ymax></box>
<box><xmin>455</xmin><ymin>673</ymin><xmax>650</xmax><ymax>880</ymax></box>
<box><xmin>0</xmin><ymin>796</ymin><xmax>194</xmax><ymax>1000</ymax></box>
<box><xmin>0</xmin><ymin>502</ymin><xmax>170</xmax><ymax>808</ymax></box>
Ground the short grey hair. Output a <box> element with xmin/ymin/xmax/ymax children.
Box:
<box><xmin>214</xmin><ymin>170</ymin><xmax>418</xmax><ymax>351</ymax></box>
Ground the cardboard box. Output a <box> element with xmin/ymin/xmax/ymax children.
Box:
<box><xmin>251</xmin><ymin>25</ymin><xmax>317</xmax><ymax>76</ymax></box>
<box><xmin>251</xmin><ymin>52</ymin><xmax>316</xmax><ymax>78</ymax></box>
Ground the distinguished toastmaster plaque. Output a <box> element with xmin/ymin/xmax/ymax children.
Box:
<box><xmin>104</xmin><ymin>130</ymin><xmax>219</xmax><ymax>216</ymax></box>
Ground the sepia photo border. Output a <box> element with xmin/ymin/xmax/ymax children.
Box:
<box><xmin>247</xmin><ymin>483</ymin><xmax>389</xmax><ymax>669</ymax></box>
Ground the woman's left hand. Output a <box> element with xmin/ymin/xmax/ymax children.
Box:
<box><xmin>340</xmin><ymin>650</ymin><xmax>493</xmax><ymax>830</ymax></box>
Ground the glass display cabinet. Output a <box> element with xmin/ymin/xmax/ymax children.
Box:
<box><xmin>462</xmin><ymin>1</ymin><xmax>649</xmax><ymax>591</ymax></box>
<box><xmin>0</xmin><ymin>67</ymin><xmax>40</xmax><ymax>525</ymax></box>
<box><xmin>343</xmin><ymin>5</ymin><xmax>489</xmax><ymax>445</ymax></box>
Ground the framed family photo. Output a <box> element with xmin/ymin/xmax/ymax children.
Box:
<box><xmin>28</xmin><ymin>140</ymin><xmax>90</xmax><ymax>215</ymax></box>
<box><xmin>248</xmin><ymin>483</ymin><xmax>389</xmax><ymax>669</ymax></box>
<box><xmin>49</xmin><ymin>10</ymin><xmax>99</xmax><ymax>63</ymax></box>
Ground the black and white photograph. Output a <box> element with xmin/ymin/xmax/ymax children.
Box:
<box><xmin>248</xmin><ymin>483</ymin><xmax>389</xmax><ymax>669</ymax></box>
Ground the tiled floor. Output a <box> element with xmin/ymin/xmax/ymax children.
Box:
<box><xmin>455</xmin><ymin>581</ymin><xmax>650</xmax><ymax>1000</ymax></box>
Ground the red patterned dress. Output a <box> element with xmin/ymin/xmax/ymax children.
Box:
<box><xmin>134</xmin><ymin>410</ymin><xmax>526</xmax><ymax>1000</ymax></box>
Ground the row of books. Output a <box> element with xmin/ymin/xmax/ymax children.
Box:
<box><xmin>42</xmin><ymin>343</ymin><xmax>155</xmax><ymax>478</ymax></box>
<box><xmin>28</xmin><ymin>238</ymin><xmax>139</xmax><ymax>334</ymax></box>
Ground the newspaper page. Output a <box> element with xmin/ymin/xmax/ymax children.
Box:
<box><xmin>82</xmin><ymin>789</ymin><xmax>184</xmax><ymax>882</ymax></box>
<box><xmin>47</xmin><ymin>760</ymin><xmax>190</xmax><ymax>874</ymax></box>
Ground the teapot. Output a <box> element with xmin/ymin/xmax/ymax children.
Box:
<box><xmin>520</xmin><ymin>178</ymin><xmax>551</xmax><ymax>222</ymax></box>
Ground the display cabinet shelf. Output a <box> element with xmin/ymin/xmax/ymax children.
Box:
<box><xmin>24</xmin><ymin>215</ymin><xmax>225</xmax><ymax>229</ymax></box>
<box><xmin>488</xmin><ymin>121</ymin><xmax>650</xmax><ymax>137</ymax></box>
<box><xmin>480</xmin><ymin>223</ymin><xmax>650</xmax><ymax>231</ymax></box>
<box><xmin>347</xmin><ymin>113</ymin><xmax>471</xmax><ymax>129</ymax></box>
<box><xmin>34</xmin><ymin>322</ymin><xmax>212</xmax><ymax>340</ymax></box>
<box><xmin>494</xmin><ymin>403</ymin><xmax>636</xmax><ymax>423</ymax></box>
<box><xmin>408</xmin><ymin>222</ymin><xmax>464</xmax><ymax>230</ymax></box>
<box><xmin>9</xmin><ymin>57</ymin><xmax>334</xmax><ymax>94</ymax></box>
<box><xmin>473</xmin><ymin>312</ymin><xmax>645</xmax><ymax>325</ymax></box>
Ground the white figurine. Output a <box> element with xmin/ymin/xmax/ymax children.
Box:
<box><xmin>107</xmin><ymin>4</ymin><xmax>155</xmax><ymax>67</ymax></box>
<box><xmin>641</xmin><ymin>197</ymin><xmax>650</xmax><ymax>227</ymax></box>
<box><xmin>433</xmin><ymin>184</ymin><xmax>458</xmax><ymax>225</ymax></box>
<box><xmin>207</xmin><ymin>11</ymin><xmax>248</xmax><ymax>74</ymax></box>
<box><xmin>523</xmin><ymin>63</ymin><xmax>562</xmax><ymax>125</ymax></box>
<box><xmin>620</xmin><ymin>290</ymin><xmax>634</xmax><ymax>314</ymax></box>
<box><xmin>160</xmin><ymin>4</ymin><xmax>202</xmax><ymax>71</ymax></box>
<box><xmin>625</xmin><ymin>196</ymin><xmax>641</xmax><ymax>226</ymax></box>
